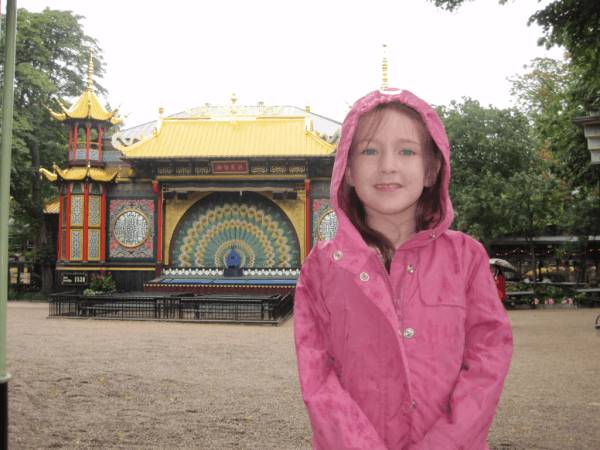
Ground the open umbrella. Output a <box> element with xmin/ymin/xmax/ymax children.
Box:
<box><xmin>489</xmin><ymin>258</ymin><xmax>519</xmax><ymax>273</ymax></box>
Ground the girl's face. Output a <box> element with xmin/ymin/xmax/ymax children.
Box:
<box><xmin>345</xmin><ymin>109</ymin><xmax>438</xmax><ymax>226</ymax></box>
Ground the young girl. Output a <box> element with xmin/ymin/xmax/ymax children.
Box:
<box><xmin>294</xmin><ymin>88</ymin><xmax>513</xmax><ymax>450</ymax></box>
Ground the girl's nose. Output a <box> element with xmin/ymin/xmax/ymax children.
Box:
<box><xmin>379</xmin><ymin>150</ymin><xmax>398</xmax><ymax>172</ymax></box>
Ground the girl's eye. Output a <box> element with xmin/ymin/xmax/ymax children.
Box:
<box><xmin>363</xmin><ymin>148</ymin><xmax>378</xmax><ymax>155</ymax></box>
<box><xmin>400</xmin><ymin>149</ymin><xmax>414</xmax><ymax>156</ymax></box>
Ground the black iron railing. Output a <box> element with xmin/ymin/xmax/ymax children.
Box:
<box><xmin>48</xmin><ymin>292</ymin><xmax>294</xmax><ymax>325</ymax></box>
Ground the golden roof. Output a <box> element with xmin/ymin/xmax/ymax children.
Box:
<box><xmin>39</xmin><ymin>163</ymin><xmax>118</xmax><ymax>183</ymax></box>
<box><xmin>43</xmin><ymin>49</ymin><xmax>123</xmax><ymax>125</ymax></box>
<box><xmin>43</xmin><ymin>198</ymin><xmax>60</xmax><ymax>214</ymax></box>
<box><xmin>117</xmin><ymin>117</ymin><xmax>337</xmax><ymax>159</ymax></box>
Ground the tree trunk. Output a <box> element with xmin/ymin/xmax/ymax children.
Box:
<box><xmin>31</xmin><ymin>142</ymin><xmax>53</xmax><ymax>294</ymax></box>
<box><xmin>530</xmin><ymin>241</ymin><xmax>537</xmax><ymax>290</ymax></box>
<box><xmin>39</xmin><ymin>218</ymin><xmax>53</xmax><ymax>294</ymax></box>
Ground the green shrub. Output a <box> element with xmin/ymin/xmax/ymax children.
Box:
<box><xmin>7</xmin><ymin>290</ymin><xmax>48</xmax><ymax>301</ymax></box>
<box><xmin>85</xmin><ymin>272</ymin><xmax>116</xmax><ymax>295</ymax></box>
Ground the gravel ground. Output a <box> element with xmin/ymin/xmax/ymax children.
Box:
<box><xmin>5</xmin><ymin>302</ymin><xmax>600</xmax><ymax>449</ymax></box>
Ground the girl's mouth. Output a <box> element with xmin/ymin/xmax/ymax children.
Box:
<box><xmin>375</xmin><ymin>184</ymin><xmax>401</xmax><ymax>192</ymax></box>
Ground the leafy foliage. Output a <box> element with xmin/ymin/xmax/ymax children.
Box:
<box><xmin>437</xmin><ymin>98</ymin><xmax>533</xmax><ymax>190</ymax></box>
<box><xmin>559</xmin><ymin>192</ymin><xmax>600</xmax><ymax>286</ymax></box>
<box><xmin>451</xmin><ymin>171</ymin><xmax>506</xmax><ymax>250</ymax></box>
<box><xmin>428</xmin><ymin>0</ymin><xmax>510</xmax><ymax>12</ymax></box>
<box><xmin>501</xmin><ymin>169</ymin><xmax>566</xmax><ymax>287</ymax></box>
<box><xmin>508</xmin><ymin>56</ymin><xmax>599</xmax><ymax>191</ymax></box>
<box><xmin>0</xmin><ymin>7</ymin><xmax>107</xmax><ymax>226</ymax></box>
<box><xmin>0</xmin><ymin>8</ymin><xmax>108</xmax><ymax>292</ymax></box>
<box><xmin>436</xmin><ymin>98</ymin><xmax>534</xmax><ymax>250</ymax></box>
<box><xmin>529</xmin><ymin>0</ymin><xmax>600</xmax><ymax>85</ymax></box>
<box><xmin>84</xmin><ymin>272</ymin><xmax>116</xmax><ymax>295</ymax></box>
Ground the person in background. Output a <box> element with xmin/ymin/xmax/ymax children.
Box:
<box><xmin>491</xmin><ymin>264</ymin><xmax>506</xmax><ymax>301</ymax></box>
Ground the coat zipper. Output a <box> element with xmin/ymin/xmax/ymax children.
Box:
<box><xmin>376</xmin><ymin>254</ymin><xmax>396</xmax><ymax>307</ymax></box>
<box><xmin>376</xmin><ymin>252</ymin><xmax>408</xmax><ymax>318</ymax></box>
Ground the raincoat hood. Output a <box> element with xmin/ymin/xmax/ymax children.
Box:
<box><xmin>331</xmin><ymin>88</ymin><xmax>454</xmax><ymax>254</ymax></box>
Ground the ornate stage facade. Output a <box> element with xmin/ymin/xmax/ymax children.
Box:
<box><xmin>41</xmin><ymin>54</ymin><xmax>341</xmax><ymax>294</ymax></box>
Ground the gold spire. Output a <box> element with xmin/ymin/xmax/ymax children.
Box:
<box><xmin>381</xmin><ymin>44</ymin><xmax>388</xmax><ymax>89</ymax></box>
<box><xmin>88</xmin><ymin>48</ymin><xmax>94</xmax><ymax>90</ymax></box>
<box><xmin>231</xmin><ymin>92</ymin><xmax>237</xmax><ymax>105</ymax></box>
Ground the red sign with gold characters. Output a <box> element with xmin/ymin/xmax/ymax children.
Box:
<box><xmin>211</xmin><ymin>161</ymin><xmax>248</xmax><ymax>174</ymax></box>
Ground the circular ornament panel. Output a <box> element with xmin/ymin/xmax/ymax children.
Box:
<box><xmin>318</xmin><ymin>210</ymin><xmax>338</xmax><ymax>241</ymax></box>
<box><xmin>171</xmin><ymin>192</ymin><xmax>300</xmax><ymax>268</ymax></box>
<box><xmin>113</xmin><ymin>209</ymin><xmax>150</xmax><ymax>247</ymax></box>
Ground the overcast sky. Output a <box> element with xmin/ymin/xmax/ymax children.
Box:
<box><xmin>23</xmin><ymin>0</ymin><xmax>563</xmax><ymax>132</ymax></box>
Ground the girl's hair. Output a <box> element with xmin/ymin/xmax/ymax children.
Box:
<box><xmin>339</xmin><ymin>101</ymin><xmax>446</xmax><ymax>271</ymax></box>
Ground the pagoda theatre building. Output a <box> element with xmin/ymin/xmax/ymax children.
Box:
<box><xmin>42</xmin><ymin>74</ymin><xmax>340</xmax><ymax>293</ymax></box>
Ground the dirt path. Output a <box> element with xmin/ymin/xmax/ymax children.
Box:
<box><xmin>6</xmin><ymin>302</ymin><xmax>600</xmax><ymax>449</ymax></box>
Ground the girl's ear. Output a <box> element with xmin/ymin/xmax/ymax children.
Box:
<box><xmin>424</xmin><ymin>157</ymin><xmax>441</xmax><ymax>188</ymax></box>
<box><xmin>345</xmin><ymin>159</ymin><xmax>355</xmax><ymax>187</ymax></box>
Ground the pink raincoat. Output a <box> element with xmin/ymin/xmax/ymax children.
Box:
<box><xmin>294</xmin><ymin>89</ymin><xmax>513</xmax><ymax>449</ymax></box>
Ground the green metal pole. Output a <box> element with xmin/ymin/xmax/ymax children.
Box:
<box><xmin>0</xmin><ymin>1</ymin><xmax>17</xmax><ymax>447</ymax></box>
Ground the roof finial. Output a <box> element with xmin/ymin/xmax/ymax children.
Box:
<box><xmin>231</xmin><ymin>91</ymin><xmax>237</xmax><ymax>105</ymax></box>
<box><xmin>88</xmin><ymin>48</ymin><xmax>94</xmax><ymax>90</ymax></box>
<box><xmin>381</xmin><ymin>44</ymin><xmax>389</xmax><ymax>89</ymax></box>
<box><xmin>159</xmin><ymin>103</ymin><xmax>164</xmax><ymax>118</ymax></box>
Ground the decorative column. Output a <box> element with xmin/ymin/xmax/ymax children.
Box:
<box><xmin>83</xmin><ymin>181</ymin><xmax>89</xmax><ymax>261</ymax></box>
<box><xmin>100</xmin><ymin>184</ymin><xmax>106</xmax><ymax>261</ymax></box>
<box><xmin>57</xmin><ymin>192</ymin><xmax>63</xmax><ymax>261</ymax></box>
<box><xmin>98</xmin><ymin>125</ymin><xmax>103</xmax><ymax>162</ymax></box>
<box><xmin>153</xmin><ymin>182</ymin><xmax>163</xmax><ymax>277</ymax></box>
<box><xmin>305</xmin><ymin>180</ymin><xmax>311</xmax><ymax>257</ymax></box>
<box><xmin>65</xmin><ymin>184</ymin><xmax>71</xmax><ymax>260</ymax></box>
<box><xmin>86</xmin><ymin>123</ymin><xmax>91</xmax><ymax>161</ymax></box>
<box><xmin>68</xmin><ymin>128</ymin><xmax>73</xmax><ymax>162</ymax></box>
<box><xmin>73</xmin><ymin>123</ymin><xmax>78</xmax><ymax>161</ymax></box>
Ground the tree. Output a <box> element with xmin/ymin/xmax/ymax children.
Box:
<box><xmin>452</xmin><ymin>171</ymin><xmax>507</xmax><ymax>253</ymax></box>
<box><xmin>436</xmin><ymin>98</ymin><xmax>534</xmax><ymax>250</ymax></box>
<box><xmin>508</xmin><ymin>56</ymin><xmax>599</xmax><ymax>192</ymax></box>
<box><xmin>0</xmin><ymin>8</ymin><xmax>107</xmax><ymax>293</ymax></box>
<box><xmin>529</xmin><ymin>0</ymin><xmax>600</xmax><ymax>85</ymax></box>
<box><xmin>437</xmin><ymin>98</ymin><xmax>533</xmax><ymax>189</ymax></box>
<box><xmin>560</xmin><ymin>191</ymin><xmax>600</xmax><ymax>287</ymax></box>
<box><xmin>501</xmin><ymin>170</ymin><xmax>566</xmax><ymax>288</ymax></box>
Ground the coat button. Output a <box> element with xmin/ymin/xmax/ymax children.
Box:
<box><xmin>333</xmin><ymin>251</ymin><xmax>343</xmax><ymax>260</ymax></box>
<box><xmin>403</xmin><ymin>328</ymin><xmax>414</xmax><ymax>338</ymax></box>
<box><xmin>413</xmin><ymin>401</ymin><xmax>417</xmax><ymax>409</ymax></box>
<box><xmin>430</xmin><ymin>232</ymin><xmax>435</xmax><ymax>239</ymax></box>
<box><xmin>407</xmin><ymin>264</ymin><xmax>414</xmax><ymax>274</ymax></box>
<box><xmin>360</xmin><ymin>272</ymin><xmax>369</xmax><ymax>282</ymax></box>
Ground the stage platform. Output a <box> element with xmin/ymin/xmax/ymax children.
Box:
<box><xmin>144</xmin><ymin>267</ymin><xmax>299</xmax><ymax>296</ymax></box>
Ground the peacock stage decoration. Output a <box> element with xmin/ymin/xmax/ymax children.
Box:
<box><xmin>171</xmin><ymin>192</ymin><xmax>299</xmax><ymax>268</ymax></box>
